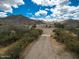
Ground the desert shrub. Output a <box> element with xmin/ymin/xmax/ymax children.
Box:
<box><xmin>54</xmin><ymin>29</ymin><xmax>79</xmax><ymax>54</ymax></box>
<box><xmin>3</xmin><ymin>39</ymin><xmax>28</xmax><ymax>59</ymax></box>
<box><xmin>0</xmin><ymin>26</ymin><xmax>30</xmax><ymax>46</ymax></box>
<box><xmin>54</xmin><ymin>23</ymin><xmax>64</xmax><ymax>28</ymax></box>
<box><xmin>0</xmin><ymin>29</ymin><xmax>42</xmax><ymax>59</ymax></box>
<box><xmin>22</xmin><ymin>29</ymin><xmax>43</xmax><ymax>43</ymax></box>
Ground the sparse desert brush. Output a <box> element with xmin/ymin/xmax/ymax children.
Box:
<box><xmin>0</xmin><ymin>26</ymin><xmax>42</xmax><ymax>59</ymax></box>
<box><xmin>53</xmin><ymin>28</ymin><xmax>79</xmax><ymax>54</ymax></box>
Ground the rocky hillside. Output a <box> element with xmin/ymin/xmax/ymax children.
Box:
<box><xmin>61</xmin><ymin>19</ymin><xmax>79</xmax><ymax>28</ymax></box>
<box><xmin>0</xmin><ymin>15</ymin><xmax>43</xmax><ymax>26</ymax></box>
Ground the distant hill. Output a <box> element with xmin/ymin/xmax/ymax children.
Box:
<box><xmin>61</xmin><ymin>19</ymin><xmax>79</xmax><ymax>28</ymax></box>
<box><xmin>62</xmin><ymin>19</ymin><xmax>79</xmax><ymax>24</ymax></box>
<box><xmin>0</xmin><ymin>15</ymin><xmax>43</xmax><ymax>26</ymax></box>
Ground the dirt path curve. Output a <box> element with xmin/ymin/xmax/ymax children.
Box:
<box><xmin>23</xmin><ymin>28</ymin><xmax>78</xmax><ymax>59</ymax></box>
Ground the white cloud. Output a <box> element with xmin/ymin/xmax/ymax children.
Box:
<box><xmin>45</xmin><ymin>8</ymin><xmax>50</xmax><ymax>11</ymax></box>
<box><xmin>32</xmin><ymin>0</ymin><xmax>79</xmax><ymax>21</ymax></box>
<box><xmin>35</xmin><ymin>10</ymin><xmax>48</xmax><ymax>16</ymax></box>
<box><xmin>0</xmin><ymin>12</ymin><xmax>7</xmax><ymax>18</ymax></box>
<box><xmin>50</xmin><ymin>5</ymin><xmax>79</xmax><ymax>20</ymax></box>
<box><xmin>32</xmin><ymin>0</ymin><xmax>69</xmax><ymax>6</ymax></box>
<box><xmin>0</xmin><ymin>0</ymin><xmax>24</xmax><ymax>18</ymax></box>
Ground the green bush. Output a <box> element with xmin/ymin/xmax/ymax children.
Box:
<box><xmin>54</xmin><ymin>23</ymin><xmax>64</xmax><ymax>28</ymax></box>
<box><xmin>0</xmin><ymin>29</ymin><xmax>42</xmax><ymax>59</ymax></box>
<box><xmin>54</xmin><ymin>29</ymin><xmax>79</xmax><ymax>54</ymax></box>
<box><xmin>0</xmin><ymin>26</ymin><xmax>30</xmax><ymax>46</ymax></box>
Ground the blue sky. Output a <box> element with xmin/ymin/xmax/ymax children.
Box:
<box><xmin>10</xmin><ymin>0</ymin><xmax>53</xmax><ymax>17</ymax></box>
<box><xmin>0</xmin><ymin>0</ymin><xmax>79</xmax><ymax>21</ymax></box>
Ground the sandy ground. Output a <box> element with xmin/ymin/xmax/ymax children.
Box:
<box><xmin>22</xmin><ymin>28</ymin><xmax>78</xmax><ymax>59</ymax></box>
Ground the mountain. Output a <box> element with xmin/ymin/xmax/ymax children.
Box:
<box><xmin>61</xmin><ymin>19</ymin><xmax>79</xmax><ymax>28</ymax></box>
<box><xmin>0</xmin><ymin>15</ymin><xmax>43</xmax><ymax>26</ymax></box>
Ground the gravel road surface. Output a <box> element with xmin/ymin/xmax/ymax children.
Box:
<box><xmin>23</xmin><ymin>28</ymin><xmax>78</xmax><ymax>59</ymax></box>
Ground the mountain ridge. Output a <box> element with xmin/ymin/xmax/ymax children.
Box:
<box><xmin>0</xmin><ymin>15</ymin><xmax>43</xmax><ymax>25</ymax></box>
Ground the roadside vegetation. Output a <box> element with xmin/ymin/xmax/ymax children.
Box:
<box><xmin>0</xmin><ymin>25</ymin><xmax>42</xmax><ymax>59</ymax></box>
<box><xmin>53</xmin><ymin>23</ymin><xmax>79</xmax><ymax>55</ymax></box>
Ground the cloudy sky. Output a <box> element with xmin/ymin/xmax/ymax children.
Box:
<box><xmin>0</xmin><ymin>0</ymin><xmax>79</xmax><ymax>21</ymax></box>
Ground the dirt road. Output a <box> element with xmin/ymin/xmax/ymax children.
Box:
<box><xmin>23</xmin><ymin>28</ymin><xmax>78</xmax><ymax>59</ymax></box>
